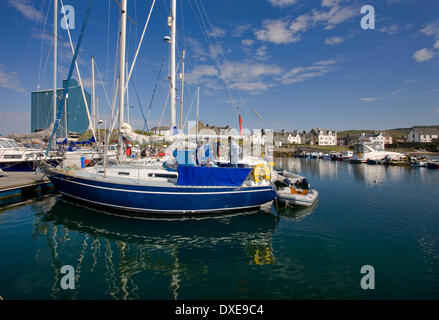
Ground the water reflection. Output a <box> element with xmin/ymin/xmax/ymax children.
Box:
<box><xmin>274</xmin><ymin>201</ymin><xmax>318</xmax><ymax>221</ymax></box>
<box><xmin>275</xmin><ymin>157</ymin><xmax>437</xmax><ymax>186</ymax></box>
<box><xmin>31</xmin><ymin>197</ymin><xmax>279</xmax><ymax>299</ymax></box>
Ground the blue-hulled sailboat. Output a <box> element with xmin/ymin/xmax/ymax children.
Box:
<box><xmin>44</xmin><ymin>0</ymin><xmax>276</xmax><ymax>215</ymax></box>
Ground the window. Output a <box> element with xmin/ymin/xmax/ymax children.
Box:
<box><xmin>0</xmin><ymin>141</ymin><xmax>12</xmax><ymax>148</ymax></box>
<box><xmin>8</xmin><ymin>140</ymin><xmax>20</xmax><ymax>148</ymax></box>
<box><xmin>4</xmin><ymin>155</ymin><xmax>22</xmax><ymax>159</ymax></box>
<box><xmin>118</xmin><ymin>172</ymin><xmax>130</xmax><ymax>176</ymax></box>
<box><xmin>148</xmin><ymin>173</ymin><xmax>177</xmax><ymax>179</ymax></box>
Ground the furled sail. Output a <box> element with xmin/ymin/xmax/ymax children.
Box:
<box><xmin>120</xmin><ymin>123</ymin><xmax>185</xmax><ymax>144</ymax></box>
<box><xmin>7</xmin><ymin>123</ymin><xmax>54</xmax><ymax>142</ymax></box>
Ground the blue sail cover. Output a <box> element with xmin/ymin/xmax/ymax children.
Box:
<box><xmin>177</xmin><ymin>166</ymin><xmax>252</xmax><ymax>187</ymax></box>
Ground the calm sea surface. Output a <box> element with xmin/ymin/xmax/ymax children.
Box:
<box><xmin>0</xmin><ymin>158</ymin><xmax>438</xmax><ymax>300</ymax></box>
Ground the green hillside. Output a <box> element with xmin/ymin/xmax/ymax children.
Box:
<box><xmin>338</xmin><ymin>125</ymin><xmax>439</xmax><ymax>139</ymax></box>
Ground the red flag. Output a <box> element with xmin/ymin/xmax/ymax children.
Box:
<box><xmin>239</xmin><ymin>114</ymin><xmax>243</xmax><ymax>136</ymax></box>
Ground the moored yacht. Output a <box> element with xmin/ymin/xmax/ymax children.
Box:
<box><xmin>350</xmin><ymin>142</ymin><xmax>405</xmax><ymax>163</ymax></box>
<box><xmin>0</xmin><ymin>137</ymin><xmax>60</xmax><ymax>171</ymax></box>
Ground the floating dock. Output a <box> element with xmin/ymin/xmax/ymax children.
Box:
<box><xmin>0</xmin><ymin>172</ymin><xmax>55</xmax><ymax>206</ymax></box>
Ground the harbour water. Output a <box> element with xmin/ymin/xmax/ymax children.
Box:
<box><xmin>0</xmin><ymin>157</ymin><xmax>438</xmax><ymax>300</ymax></box>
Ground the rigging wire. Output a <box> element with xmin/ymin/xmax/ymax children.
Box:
<box><xmin>197</xmin><ymin>0</ymin><xmax>254</xmax><ymax>125</ymax></box>
<box><xmin>142</xmin><ymin>56</ymin><xmax>166</xmax><ymax>132</ymax></box>
<box><xmin>182</xmin><ymin>89</ymin><xmax>198</xmax><ymax>130</ymax></box>
<box><xmin>93</xmin><ymin>59</ymin><xmax>113</xmax><ymax>112</ymax></box>
<box><xmin>132</xmin><ymin>81</ymin><xmax>146</xmax><ymax>130</ymax></box>
<box><xmin>189</xmin><ymin>0</ymin><xmax>240</xmax><ymax>115</ymax></box>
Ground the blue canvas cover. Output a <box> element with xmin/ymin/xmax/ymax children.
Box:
<box><xmin>177</xmin><ymin>166</ymin><xmax>252</xmax><ymax>187</ymax></box>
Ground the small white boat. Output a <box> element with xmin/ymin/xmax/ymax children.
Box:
<box><xmin>276</xmin><ymin>187</ymin><xmax>319</xmax><ymax>207</ymax></box>
<box><xmin>272</xmin><ymin>169</ymin><xmax>319</xmax><ymax>207</ymax></box>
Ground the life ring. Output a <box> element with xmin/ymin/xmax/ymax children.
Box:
<box><xmin>253</xmin><ymin>164</ymin><xmax>271</xmax><ymax>182</ymax></box>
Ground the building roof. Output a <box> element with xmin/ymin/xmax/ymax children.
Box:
<box><xmin>411</xmin><ymin>127</ymin><xmax>439</xmax><ymax>135</ymax></box>
<box><xmin>310</xmin><ymin>128</ymin><xmax>336</xmax><ymax>135</ymax></box>
<box><xmin>151</xmin><ymin>126</ymin><xmax>170</xmax><ymax>131</ymax></box>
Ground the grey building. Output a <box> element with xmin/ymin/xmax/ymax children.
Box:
<box><xmin>31</xmin><ymin>79</ymin><xmax>91</xmax><ymax>134</ymax></box>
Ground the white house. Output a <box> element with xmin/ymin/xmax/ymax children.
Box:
<box><xmin>151</xmin><ymin>126</ymin><xmax>171</xmax><ymax>136</ymax></box>
<box><xmin>251</xmin><ymin>129</ymin><xmax>266</xmax><ymax>145</ymax></box>
<box><xmin>408</xmin><ymin>127</ymin><xmax>439</xmax><ymax>143</ymax></box>
<box><xmin>383</xmin><ymin>133</ymin><xmax>393</xmax><ymax>145</ymax></box>
<box><xmin>359</xmin><ymin>132</ymin><xmax>385</xmax><ymax>149</ymax></box>
<box><xmin>310</xmin><ymin>128</ymin><xmax>337</xmax><ymax>146</ymax></box>
<box><xmin>287</xmin><ymin>131</ymin><xmax>302</xmax><ymax>144</ymax></box>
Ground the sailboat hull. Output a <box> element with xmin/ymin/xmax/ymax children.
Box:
<box><xmin>47</xmin><ymin>171</ymin><xmax>276</xmax><ymax>214</ymax></box>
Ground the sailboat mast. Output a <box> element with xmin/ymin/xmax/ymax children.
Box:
<box><xmin>126</xmin><ymin>61</ymin><xmax>130</xmax><ymax>125</ymax></box>
<box><xmin>118</xmin><ymin>0</ymin><xmax>127</xmax><ymax>162</ymax></box>
<box><xmin>170</xmin><ymin>0</ymin><xmax>177</xmax><ymax>129</ymax></box>
<box><xmin>91</xmin><ymin>56</ymin><xmax>96</xmax><ymax>135</ymax></box>
<box><xmin>196</xmin><ymin>86</ymin><xmax>200</xmax><ymax>139</ymax></box>
<box><xmin>180</xmin><ymin>49</ymin><xmax>185</xmax><ymax>130</ymax></box>
<box><xmin>53</xmin><ymin>0</ymin><xmax>58</xmax><ymax>145</ymax></box>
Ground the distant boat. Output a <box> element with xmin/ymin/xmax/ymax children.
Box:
<box><xmin>426</xmin><ymin>160</ymin><xmax>439</xmax><ymax>169</ymax></box>
<box><xmin>350</xmin><ymin>142</ymin><xmax>405</xmax><ymax>163</ymax></box>
<box><xmin>0</xmin><ymin>137</ymin><xmax>60</xmax><ymax>172</ymax></box>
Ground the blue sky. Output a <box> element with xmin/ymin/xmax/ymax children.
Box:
<box><xmin>0</xmin><ymin>0</ymin><xmax>438</xmax><ymax>135</ymax></box>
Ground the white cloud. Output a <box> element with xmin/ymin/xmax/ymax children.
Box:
<box><xmin>255</xmin><ymin>19</ymin><xmax>301</xmax><ymax>44</ymax></box>
<box><xmin>314</xmin><ymin>57</ymin><xmax>341</xmax><ymax>66</ymax></box>
<box><xmin>434</xmin><ymin>40</ymin><xmax>439</xmax><ymax>49</ymax></box>
<box><xmin>256</xmin><ymin>46</ymin><xmax>269</xmax><ymax>60</ymax></box>
<box><xmin>241</xmin><ymin>39</ymin><xmax>255</xmax><ymax>46</ymax></box>
<box><xmin>421</xmin><ymin>21</ymin><xmax>439</xmax><ymax>38</ymax></box>
<box><xmin>8</xmin><ymin>0</ymin><xmax>43</xmax><ymax>23</ymax></box>
<box><xmin>185</xmin><ymin>65</ymin><xmax>218</xmax><ymax>85</ymax></box>
<box><xmin>0</xmin><ymin>65</ymin><xmax>26</xmax><ymax>93</ymax></box>
<box><xmin>278</xmin><ymin>58</ymin><xmax>342</xmax><ymax>85</ymax></box>
<box><xmin>413</xmin><ymin>48</ymin><xmax>435</xmax><ymax>62</ymax></box>
<box><xmin>255</xmin><ymin>2</ymin><xmax>358</xmax><ymax>45</ymax></box>
<box><xmin>325</xmin><ymin>36</ymin><xmax>344</xmax><ymax>45</ymax></box>
<box><xmin>220</xmin><ymin>61</ymin><xmax>282</xmax><ymax>93</ymax></box>
<box><xmin>389</xmin><ymin>89</ymin><xmax>402</xmax><ymax>96</ymax></box>
<box><xmin>208</xmin><ymin>27</ymin><xmax>227</xmax><ymax>38</ymax></box>
<box><xmin>360</xmin><ymin>97</ymin><xmax>377</xmax><ymax>102</ymax></box>
<box><xmin>379</xmin><ymin>24</ymin><xmax>401</xmax><ymax>35</ymax></box>
<box><xmin>318</xmin><ymin>4</ymin><xmax>358</xmax><ymax>27</ymax></box>
<box><xmin>267</xmin><ymin>0</ymin><xmax>299</xmax><ymax>8</ymax></box>
<box><xmin>186</xmin><ymin>37</ymin><xmax>208</xmax><ymax>60</ymax></box>
<box><xmin>322</xmin><ymin>0</ymin><xmax>344</xmax><ymax>7</ymax></box>
<box><xmin>221</xmin><ymin>62</ymin><xmax>281</xmax><ymax>81</ymax></box>
<box><xmin>232</xmin><ymin>23</ymin><xmax>252</xmax><ymax>37</ymax></box>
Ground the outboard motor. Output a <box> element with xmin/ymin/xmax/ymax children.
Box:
<box><xmin>295</xmin><ymin>178</ymin><xmax>310</xmax><ymax>190</ymax></box>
